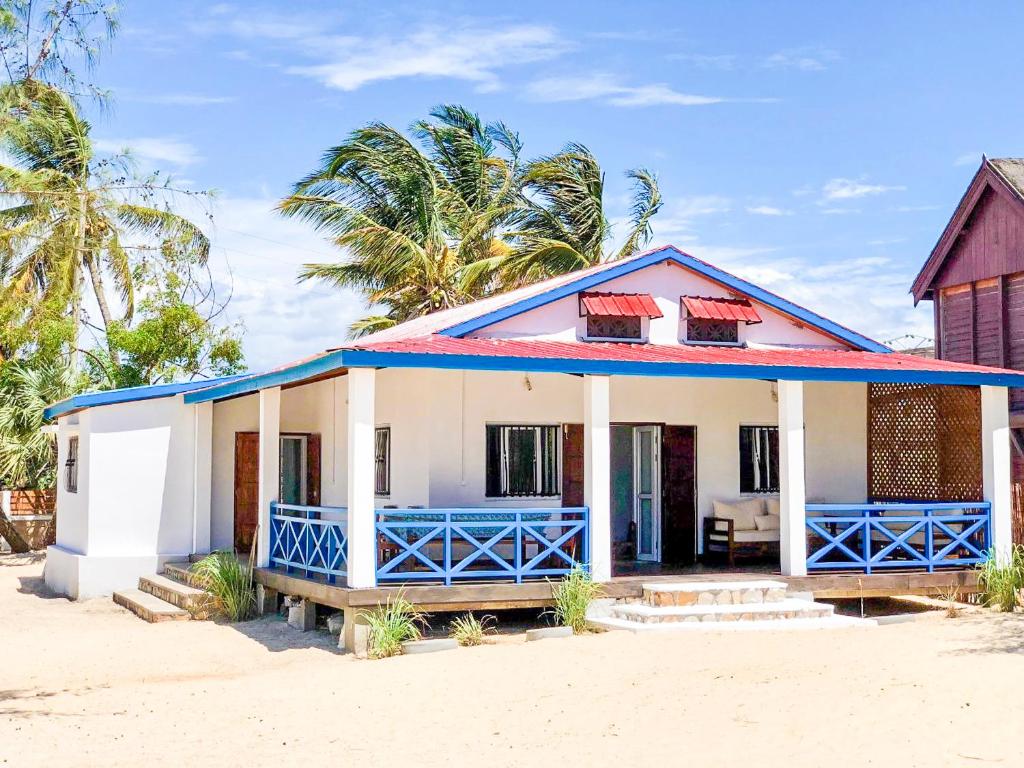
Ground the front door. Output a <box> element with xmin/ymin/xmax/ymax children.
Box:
<box><xmin>634</xmin><ymin>425</ymin><xmax>661</xmax><ymax>561</ymax></box>
<box><xmin>279</xmin><ymin>435</ymin><xmax>307</xmax><ymax>505</ymax></box>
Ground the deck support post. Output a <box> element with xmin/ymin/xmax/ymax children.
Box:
<box><xmin>981</xmin><ymin>385</ymin><xmax>1012</xmax><ymax>565</ymax></box>
<box><xmin>778</xmin><ymin>380</ymin><xmax>807</xmax><ymax>577</ymax></box>
<box><xmin>340</xmin><ymin>608</ymin><xmax>370</xmax><ymax>657</ymax></box>
<box><xmin>584</xmin><ymin>374</ymin><xmax>611</xmax><ymax>582</ymax></box>
<box><xmin>257</xmin><ymin>386</ymin><xmax>281</xmax><ymax>569</ymax></box>
<box><xmin>347</xmin><ymin>367</ymin><xmax>377</xmax><ymax>589</ymax></box>
<box><xmin>192</xmin><ymin>400</ymin><xmax>213</xmax><ymax>556</ymax></box>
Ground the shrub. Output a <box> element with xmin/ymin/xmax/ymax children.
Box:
<box><xmin>977</xmin><ymin>545</ymin><xmax>1024</xmax><ymax>612</ymax></box>
<box><xmin>550</xmin><ymin>566</ymin><xmax>603</xmax><ymax>634</ymax></box>
<box><xmin>449</xmin><ymin>612</ymin><xmax>495</xmax><ymax>646</ymax></box>
<box><xmin>365</xmin><ymin>593</ymin><xmax>427</xmax><ymax>659</ymax></box>
<box><xmin>192</xmin><ymin>551</ymin><xmax>256</xmax><ymax>622</ymax></box>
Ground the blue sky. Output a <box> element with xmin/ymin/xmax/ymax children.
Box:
<box><xmin>85</xmin><ymin>1</ymin><xmax>1024</xmax><ymax>371</ymax></box>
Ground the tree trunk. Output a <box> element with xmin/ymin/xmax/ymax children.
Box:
<box><xmin>85</xmin><ymin>256</ymin><xmax>120</xmax><ymax>367</ymax></box>
<box><xmin>0</xmin><ymin>510</ymin><xmax>32</xmax><ymax>554</ymax></box>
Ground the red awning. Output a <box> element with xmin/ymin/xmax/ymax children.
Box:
<box><xmin>681</xmin><ymin>296</ymin><xmax>762</xmax><ymax>324</ymax></box>
<box><xmin>579</xmin><ymin>292</ymin><xmax>663</xmax><ymax>318</ymax></box>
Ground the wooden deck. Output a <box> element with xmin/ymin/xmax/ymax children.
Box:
<box><xmin>254</xmin><ymin>566</ymin><xmax>980</xmax><ymax>613</ymax></box>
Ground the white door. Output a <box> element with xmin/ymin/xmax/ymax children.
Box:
<box><xmin>633</xmin><ymin>426</ymin><xmax>661</xmax><ymax>561</ymax></box>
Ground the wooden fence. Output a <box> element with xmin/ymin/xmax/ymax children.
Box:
<box><xmin>1013</xmin><ymin>483</ymin><xmax>1024</xmax><ymax>546</ymax></box>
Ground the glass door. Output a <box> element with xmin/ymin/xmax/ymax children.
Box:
<box><xmin>279</xmin><ymin>435</ymin><xmax>307</xmax><ymax>505</ymax></box>
<box><xmin>633</xmin><ymin>425</ymin><xmax>661</xmax><ymax>561</ymax></box>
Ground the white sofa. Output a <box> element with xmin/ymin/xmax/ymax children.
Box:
<box><xmin>703</xmin><ymin>497</ymin><xmax>781</xmax><ymax>566</ymax></box>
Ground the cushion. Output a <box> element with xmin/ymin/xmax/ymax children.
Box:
<box><xmin>764</xmin><ymin>497</ymin><xmax>780</xmax><ymax>516</ymax></box>
<box><xmin>712</xmin><ymin>498</ymin><xmax>764</xmax><ymax>531</ymax></box>
<box><xmin>754</xmin><ymin>513</ymin><xmax>780</xmax><ymax>531</ymax></box>
<box><xmin>708</xmin><ymin>529</ymin><xmax>779</xmax><ymax>544</ymax></box>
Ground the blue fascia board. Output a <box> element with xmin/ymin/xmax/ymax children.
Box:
<box><xmin>339</xmin><ymin>349</ymin><xmax>1024</xmax><ymax>388</ymax></box>
<box><xmin>183</xmin><ymin>350</ymin><xmax>347</xmax><ymax>404</ymax></box>
<box><xmin>439</xmin><ymin>246</ymin><xmax>891</xmax><ymax>354</ymax></box>
<box><xmin>43</xmin><ymin>374</ymin><xmax>249</xmax><ymax>421</ymax></box>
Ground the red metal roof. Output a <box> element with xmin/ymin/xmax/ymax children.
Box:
<box><xmin>351</xmin><ymin>335</ymin><xmax>1024</xmax><ymax>377</ymax></box>
<box><xmin>682</xmin><ymin>296</ymin><xmax>761</xmax><ymax>324</ymax></box>
<box><xmin>579</xmin><ymin>291</ymin><xmax>663</xmax><ymax>318</ymax></box>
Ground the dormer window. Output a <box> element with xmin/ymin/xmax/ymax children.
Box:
<box><xmin>579</xmin><ymin>292</ymin><xmax>662</xmax><ymax>342</ymax></box>
<box><xmin>681</xmin><ymin>296</ymin><xmax>761</xmax><ymax>346</ymax></box>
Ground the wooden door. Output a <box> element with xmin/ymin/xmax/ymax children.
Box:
<box><xmin>562</xmin><ymin>423</ymin><xmax>584</xmax><ymax>507</ymax></box>
<box><xmin>234</xmin><ymin>432</ymin><xmax>260</xmax><ymax>552</ymax></box>
<box><xmin>661</xmin><ymin>425</ymin><xmax>697</xmax><ymax>565</ymax></box>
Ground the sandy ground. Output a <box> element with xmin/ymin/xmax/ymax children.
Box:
<box><xmin>2</xmin><ymin>554</ymin><xmax>1024</xmax><ymax>768</ymax></box>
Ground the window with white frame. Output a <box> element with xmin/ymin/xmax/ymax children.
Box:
<box><xmin>375</xmin><ymin>426</ymin><xmax>391</xmax><ymax>496</ymax></box>
<box><xmin>485</xmin><ymin>424</ymin><xmax>560</xmax><ymax>497</ymax></box>
<box><xmin>739</xmin><ymin>426</ymin><xmax>778</xmax><ymax>493</ymax></box>
<box><xmin>64</xmin><ymin>435</ymin><xmax>79</xmax><ymax>493</ymax></box>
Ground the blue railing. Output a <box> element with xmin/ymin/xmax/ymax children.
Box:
<box><xmin>375</xmin><ymin>507</ymin><xmax>590</xmax><ymax>585</ymax></box>
<box><xmin>269</xmin><ymin>503</ymin><xmax>348</xmax><ymax>583</ymax></box>
<box><xmin>805</xmin><ymin>502</ymin><xmax>991</xmax><ymax>573</ymax></box>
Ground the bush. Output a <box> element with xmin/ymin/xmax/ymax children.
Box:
<box><xmin>449</xmin><ymin>612</ymin><xmax>495</xmax><ymax>646</ymax></box>
<box><xmin>192</xmin><ymin>551</ymin><xmax>256</xmax><ymax>622</ymax></box>
<box><xmin>365</xmin><ymin>593</ymin><xmax>427</xmax><ymax>659</ymax></box>
<box><xmin>977</xmin><ymin>545</ymin><xmax>1024</xmax><ymax>612</ymax></box>
<box><xmin>550</xmin><ymin>566</ymin><xmax>603</xmax><ymax>634</ymax></box>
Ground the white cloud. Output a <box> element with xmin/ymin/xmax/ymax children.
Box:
<box><xmin>821</xmin><ymin>177</ymin><xmax>905</xmax><ymax>201</ymax></box>
<box><xmin>667</xmin><ymin>53</ymin><xmax>739</xmax><ymax>70</ymax></box>
<box><xmin>130</xmin><ymin>93</ymin><xmax>235</xmax><ymax>106</ymax></box>
<box><xmin>954</xmin><ymin>151</ymin><xmax>982</xmax><ymax>167</ymax></box>
<box><xmin>525</xmin><ymin>74</ymin><xmax>725</xmax><ymax>106</ymax></box>
<box><xmin>762</xmin><ymin>46</ymin><xmax>840</xmax><ymax>71</ymax></box>
<box><xmin>746</xmin><ymin>205</ymin><xmax>792</xmax><ymax>216</ymax></box>
<box><xmin>821</xmin><ymin>207</ymin><xmax>861</xmax><ymax>215</ymax></box>
<box><xmin>94</xmin><ymin>136</ymin><xmax>201</xmax><ymax>167</ymax></box>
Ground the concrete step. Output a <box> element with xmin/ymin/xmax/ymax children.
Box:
<box><xmin>162</xmin><ymin>561</ymin><xmax>204</xmax><ymax>589</ymax></box>
<box><xmin>590</xmin><ymin>613</ymin><xmax>872</xmax><ymax>633</ymax></box>
<box><xmin>642</xmin><ymin>580</ymin><xmax>789</xmax><ymax>608</ymax></box>
<box><xmin>610</xmin><ymin>597</ymin><xmax>834</xmax><ymax>624</ymax></box>
<box><xmin>113</xmin><ymin>588</ymin><xmax>190</xmax><ymax>623</ymax></box>
<box><xmin>139</xmin><ymin>574</ymin><xmax>216</xmax><ymax>619</ymax></box>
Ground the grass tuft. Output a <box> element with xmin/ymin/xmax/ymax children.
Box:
<box><xmin>977</xmin><ymin>545</ymin><xmax>1024</xmax><ymax>612</ymax></box>
<box><xmin>549</xmin><ymin>566</ymin><xmax>603</xmax><ymax>634</ymax></box>
<box><xmin>449</xmin><ymin>612</ymin><xmax>496</xmax><ymax>646</ymax></box>
<box><xmin>192</xmin><ymin>551</ymin><xmax>256</xmax><ymax>622</ymax></box>
<box><xmin>365</xmin><ymin>592</ymin><xmax>427</xmax><ymax>659</ymax></box>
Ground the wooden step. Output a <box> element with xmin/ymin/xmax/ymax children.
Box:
<box><xmin>113</xmin><ymin>588</ymin><xmax>190</xmax><ymax>623</ymax></box>
<box><xmin>139</xmin><ymin>574</ymin><xmax>216</xmax><ymax>619</ymax></box>
<box><xmin>642</xmin><ymin>580</ymin><xmax>789</xmax><ymax>608</ymax></box>
<box><xmin>611</xmin><ymin>597</ymin><xmax>833</xmax><ymax>624</ymax></box>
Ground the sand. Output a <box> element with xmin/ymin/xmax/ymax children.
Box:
<box><xmin>2</xmin><ymin>552</ymin><xmax>1023</xmax><ymax>768</ymax></box>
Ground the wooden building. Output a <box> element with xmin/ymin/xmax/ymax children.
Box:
<box><xmin>912</xmin><ymin>157</ymin><xmax>1024</xmax><ymax>476</ymax></box>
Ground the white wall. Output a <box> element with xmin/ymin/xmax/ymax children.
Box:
<box><xmin>471</xmin><ymin>260</ymin><xmax>848</xmax><ymax>349</ymax></box>
<box><xmin>54</xmin><ymin>412</ymin><xmax>87</xmax><ymax>552</ymax></box>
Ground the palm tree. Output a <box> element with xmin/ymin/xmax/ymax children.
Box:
<box><xmin>500</xmin><ymin>144</ymin><xmax>662</xmax><ymax>286</ymax></box>
<box><xmin>279</xmin><ymin>105</ymin><xmax>523</xmax><ymax>336</ymax></box>
<box><xmin>0</xmin><ymin>80</ymin><xmax>210</xmax><ymax>364</ymax></box>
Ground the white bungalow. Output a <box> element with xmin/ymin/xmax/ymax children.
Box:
<box><xmin>42</xmin><ymin>246</ymin><xmax>1019</xmax><ymax>612</ymax></box>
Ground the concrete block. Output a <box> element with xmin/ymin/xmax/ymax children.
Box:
<box><xmin>526</xmin><ymin>626</ymin><xmax>574</xmax><ymax>641</ymax></box>
<box><xmin>287</xmin><ymin>598</ymin><xmax>316</xmax><ymax>631</ymax></box>
<box><xmin>326</xmin><ymin>612</ymin><xmax>344</xmax><ymax>635</ymax></box>
<box><xmin>341</xmin><ymin>609</ymin><xmax>370</xmax><ymax>657</ymax></box>
<box><xmin>256</xmin><ymin>584</ymin><xmax>279</xmax><ymax>616</ymax></box>
<box><xmin>401</xmin><ymin>638</ymin><xmax>458</xmax><ymax>655</ymax></box>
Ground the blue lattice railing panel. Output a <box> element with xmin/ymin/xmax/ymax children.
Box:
<box><xmin>376</xmin><ymin>507</ymin><xmax>589</xmax><ymax>585</ymax></box>
<box><xmin>805</xmin><ymin>502</ymin><xmax>991</xmax><ymax>574</ymax></box>
<box><xmin>270</xmin><ymin>503</ymin><xmax>348</xmax><ymax>583</ymax></box>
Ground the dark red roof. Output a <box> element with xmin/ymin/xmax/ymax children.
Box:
<box><xmin>579</xmin><ymin>292</ymin><xmax>663</xmax><ymax>318</ymax></box>
<box><xmin>682</xmin><ymin>296</ymin><xmax>761</xmax><ymax>324</ymax></box>
<box><xmin>351</xmin><ymin>335</ymin><xmax>1024</xmax><ymax>377</ymax></box>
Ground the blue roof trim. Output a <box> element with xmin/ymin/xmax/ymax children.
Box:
<box><xmin>438</xmin><ymin>246</ymin><xmax>891</xmax><ymax>354</ymax></box>
<box><xmin>43</xmin><ymin>374</ymin><xmax>249</xmax><ymax>420</ymax></box>
<box><xmin>340</xmin><ymin>349</ymin><xmax>1024</xmax><ymax>387</ymax></box>
<box><xmin>183</xmin><ymin>350</ymin><xmax>347</xmax><ymax>404</ymax></box>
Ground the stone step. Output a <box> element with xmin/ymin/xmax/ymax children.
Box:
<box><xmin>162</xmin><ymin>561</ymin><xmax>205</xmax><ymax>589</ymax></box>
<box><xmin>642</xmin><ymin>580</ymin><xmax>789</xmax><ymax>608</ymax></box>
<box><xmin>611</xmin><ymin>597</ymin><xmax>833</xmax><ymax>624</ymax></box>
<box><xmin>590</xmin><ymin>613</ymin><xmax>872</xmax><ymax>633</ymax></box>
<box><xmin>113</xmin><ymin>588</ymin><xmax>190</xmax><ymax>623</ymax></box>
<box><xmin>139</xmin><ymin>574</ymin><xmax>216</xmax><ymax>619</ymax></box>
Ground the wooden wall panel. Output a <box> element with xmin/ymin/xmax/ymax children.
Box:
<box><xmin>939</xmin><ymin>284</ymin><xmax>974</xmax><ymax>364</ymax></box>
<box><xmin>974</xmin><ymin>278</ymin><xmax>1002</xmax><ymax>367</ymax></box>
<box><xmin>935</xmin><ymin>187</ymin><xmax>1024</xmax><ymax>289</ymax></box>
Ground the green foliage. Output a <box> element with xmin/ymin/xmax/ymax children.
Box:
<box><xmin>364</xmin><ymin>593</ymin><xmax>427</xmax><ymax>659</ymax></box>
<box><xmin>549</xmin><ymin>566</ymin><xmax>603</xmax><ymax>634</ymax></box>
<box><xmin>192</xmin><ymin>551</ymin><xmax>256</xmax><ymax>622</ymax></box>
<box><xmin>449</xmin><ymin>612</ymin><xmax>495</xmax><ymax>646</ymax></box>
<box><xmin>280</xmin><ymin>105</ymin><xmax>661</xmax><ymax>336</ymax></box>
<box><xmin>0</xmin><ymin>358</ymin><xmax>80</xmax><ymax>488</ymax></box>
<box><xmin>977</xmin><ymin>546</ymin><xmax>1024</xmax><ymax>612</ymax></box>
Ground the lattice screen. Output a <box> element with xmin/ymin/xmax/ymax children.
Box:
<box><xmin>867</xmin><ymin>383</ymin><xmax>983</xmax><ymax>502</ymax></box>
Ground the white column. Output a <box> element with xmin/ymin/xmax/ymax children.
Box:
<box><xmin>584</xmin><ymin>374</ymin><xmax>611</xmax><ymax>582</ymax></box>
<box><xmin>778</xmin><ymin>380</ymin><xmax>807</xmax><ymax>577</ymax></box>
<box><xmin>192</xmin><ymin>401</ymin><xmax>213</xmax><ymax>555</ymax></box>
<box><xmin>347</xmin><ymin>367</ymin><xmax>377</xmax><ymax>588</ymax></box>
<box><xmin>981</xmin><ymin>385</ymin><xmax>1012</xmax><ymax>565</ymax></box>
<box><xmin>256</xmin><ymin>387</ymin><xmax>281</xmax><ymax>568</ymax></box>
